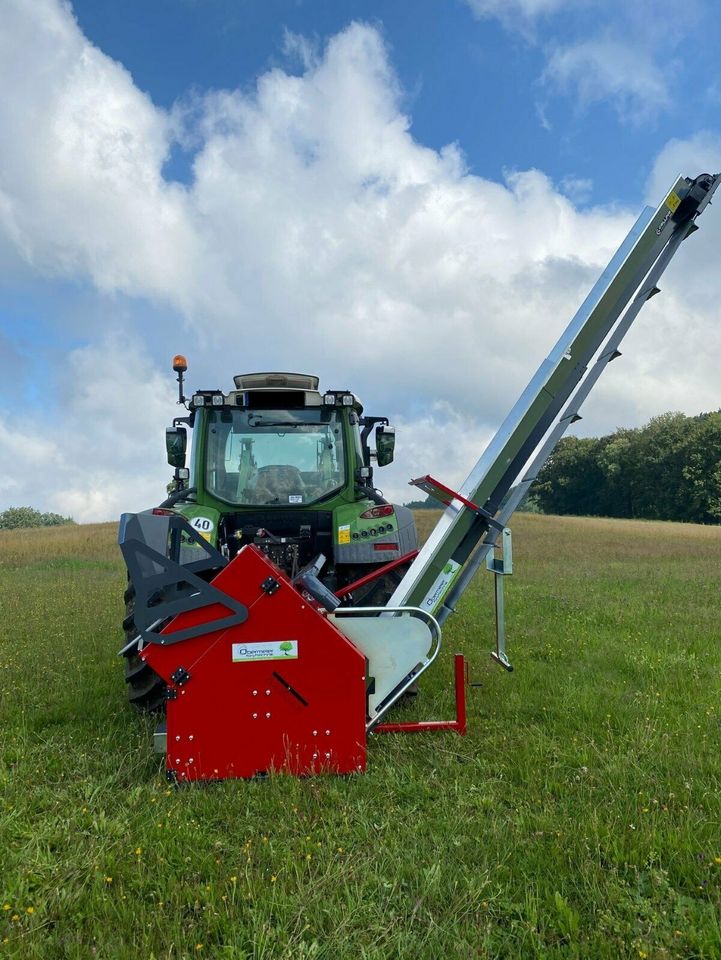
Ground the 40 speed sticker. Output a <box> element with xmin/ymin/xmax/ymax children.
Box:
<box><xmin>190</xmin><ymin>516</ymin><xmax>215</xmax><ymax>541</ymax></box>
<box><xmin>232</xmin><ymin>641</ymin><xmax>298</xmax><ymax>663</ymax></box>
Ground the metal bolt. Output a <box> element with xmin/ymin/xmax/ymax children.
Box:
<box><xmin>325</xmin><ymin>730</ymin><xmax>330</xmax><ymax>736</ymax></box>
<box><xmin>312</xmin><ymin>752</ymin><xmax>318</xmax><ymax>759</ymax></box>
<box><xmin>265</xmin><ymin>712</ymin><xmax>271</xmax><ymax>719</ymax></box>
<box><xmin>252</xmin><ymin>713</ymin><xmax>258</xmax><ymax>719</ymax></box>
<box><xmin>188</xmin><ymin>758</ymin><xmax>194</xmax><ymax>764</ymax></box>
<box><xmin>252</xmin><ymin>690</ymin><xmax>258</xmax><ymax>696</ymax></box>
<box><xmin>175</xmin><ymin>758</ymin><xmax>181</xmax><ymax>764</ymax></box>
<box><xmin>189</xmin><ymin>735</ymin><xmax>194</xmax><ymax>741</ymax></box>
<box><xmin>325</xmin><ymin>752</ymin><xmax>331</xmax><ymax>759</ymax></box>
<box><xmin>175</xmin><ymin>735</ymin><xmax>180</xmax><ymax>742</ymax></box>
<box><xmin>265</xmin><ymin>689</ymin><xmax>271</xmax><ymax>696</ymax></box>
<box><xmin>312</xmin><ymin>730</ymin><xmax>318</xmax><ymax>736</ymax></box>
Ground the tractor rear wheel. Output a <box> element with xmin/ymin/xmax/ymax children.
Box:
<box><xmin>122</xmin><ymin>580</ymin><xmax>167</xmax><ymax>713</ymax></box>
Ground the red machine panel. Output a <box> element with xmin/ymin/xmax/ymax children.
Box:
<box><xmin>141</xmin><ymin>546</ymin><xmax>367</xmax><ymax>781</ymax></box>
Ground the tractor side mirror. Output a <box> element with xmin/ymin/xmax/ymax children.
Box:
<box><xmin>166</xmin><ymin>426</ymin><xmax>187</xmax><ymax>468</ymax></box>
<box><xmin>375</xmin><ymin>425</ymin><xmax>395</xmax><ymax>467</ymax></box>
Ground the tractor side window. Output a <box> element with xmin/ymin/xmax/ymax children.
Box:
<box><xmin>205</xmin><ymin>408</ymin><xmax>346</xmax><ymax>506</ymax></box>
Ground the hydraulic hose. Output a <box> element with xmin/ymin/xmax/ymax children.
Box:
<box><xmin>158</xmin><ymin>486</ymin><xmax>197</xmax><ymax>508</ymax></box>
<box><xmin>355</xmin><ymin>485</ymin><xmax>388</xmax><ymax>505</ymax></box>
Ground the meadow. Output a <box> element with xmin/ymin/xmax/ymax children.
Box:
<box><xmin>1</xmin><ymin>512</ymin><xmax>721</xmax><ymax>959</ymax></box>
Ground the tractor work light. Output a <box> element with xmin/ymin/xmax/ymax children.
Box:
<box><xmin>323</xmin><ymin>393</ymin><xmax>336</xmax><ymax>405</ymax></box>
<box><xmin>172</xmin><ymin>354</ymin><xmax>188</xmax><ymax>373</ymax></box>
<box><xmin>192</xmin><ymin>394</ymin><xmax>205</xmax><ymax>406</ymax></box>
<box><xmin>177</xmin><ymin>468</ymin><xmax>190</xmax><ymax>481</ymax></box>
<box><xmin>211</xmin><ymin>394</ymin><xmax>224</xmax><ymax>406</ymax></box>
<box><xmin>341</xmin><ymin>394</ymin><xmax>354</xmax><ymax>405</ymax></box>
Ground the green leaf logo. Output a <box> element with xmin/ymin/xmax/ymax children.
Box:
<box><xmin>279</xmin><ymin>641</ymin><xmax>293</xmax><ymax>655</ymax></box>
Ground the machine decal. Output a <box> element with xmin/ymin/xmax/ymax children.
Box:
<box><xmin>232</xmin><ymin>640</ymin><xmax>298</xmax><ymax>662</ymax></box>
<box><xmin>337</xmin><ymin>523</ymin><xmax>351</xmax><ymax>545</ymax></box>
<box><xmin>288</xmin><ymin>495</ymin><xmax>303</xmax><ymax>504</ymax></box>
<box><xmin>421</xmin><ymin>560</ymin><xmax>461</xmax><ymax>612</ymax></box>
<box><xmin>665</xmin><ymin>190</ymin><xmax>681</xmax><ymax>212</ymax></box>
<box><xmin>655</xmin><ymin>209</ymin><xmax>672</xmax><ymax>235</ymax></box>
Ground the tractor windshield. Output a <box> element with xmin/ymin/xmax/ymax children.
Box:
<box><xmin>205</xmin><ymin>408</ymin><xmax>346</xmax><ymax>506</ymax></box>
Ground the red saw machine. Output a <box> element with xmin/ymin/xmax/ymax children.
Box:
<box><xmin>119</xmin><ymin>511</ymin><xmax>465</xmax><ymax>783</ymax></box>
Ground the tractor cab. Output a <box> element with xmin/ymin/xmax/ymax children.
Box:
<box><xmin>160</xmin><ymin>365</ymin><xmax>416</xmax><ymax>591</ymax></box>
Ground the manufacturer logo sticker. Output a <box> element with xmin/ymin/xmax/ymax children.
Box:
<box><xmin>232</xmin><ymin>641</ymin><xmax>298</xmax><ymax>663</ymax></box>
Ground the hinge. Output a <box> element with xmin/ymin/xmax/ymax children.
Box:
<box><xmin>170</xmin><ymin>666</ymin><xmax>191</xmax><ymax>686</ymax></box>
<box><xmin>261</xmin><ymin>577</ymin><xmax>281</xmax><ymax>596</ymax></box>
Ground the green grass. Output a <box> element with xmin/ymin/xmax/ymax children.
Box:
<box><xmin>2</xmin><ymin>514</ymin><xmax>721</xmax><ymax>958</ymax></box>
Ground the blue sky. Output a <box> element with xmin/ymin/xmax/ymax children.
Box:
<box><xmin>1</xmin><ymin>0</ymin><xmax>721</xmax><ymax>520</ymax></box>
<box><xmin>70</xmin><ymin>0</ymin><xmax>721</xmax><ymax>203</ymax></box>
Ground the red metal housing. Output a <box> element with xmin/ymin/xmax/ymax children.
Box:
<box><xmin>141</xmin><ymin>545</ymin><xmax>367</xmax><ymax>782</ymax></box>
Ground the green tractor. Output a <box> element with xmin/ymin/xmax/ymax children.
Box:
<box><xmin>122</xmin><ymin>358</ymin><xmax>418</xmax><ymax>710</ymax></box>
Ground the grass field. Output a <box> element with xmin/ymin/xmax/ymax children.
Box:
<box><xmin>2</xmin><ymin>513</ymin><xmax>721</xmax><ymax>959</ymax></box>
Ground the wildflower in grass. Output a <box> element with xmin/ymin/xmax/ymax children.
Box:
<box><xmin>10</xmin><ymin>916</ymin><xmax>19</xmax><ymax>923</ymax></box>
<box><xmin>2</xmin><ymin>905</ymin><xmax>9</xmax><ymax>911</ymax></box>
<box><xmin>25</xmin><ymin>907</ymin><xmax>34</xmax><ymax>915</ymax></box>
<box><xmin>230</xmin><ymin>876</ymin><xmax>237</xmax><ymax>883</ymax></box>
<box><xmin>271</xmin><ymin>875</ymin><xmax>277</xmax><ymax>883</ymax></box>
<box><xmin>196</xmin><ymin>944</ymin><xmax>203</xmax><ymax>951</ymax></box>
<box><xmin>715</xmin><ymin>857</ymin><xmax>721</xmax><ymax>865</ymax></box>
<box><xmin>105</xmin><ymin>877</ymin><xmax>113</xmax><ymax>884</ymax></box>
<box><xmin>135</xmin><ymin>847</ymin><xmax>142</xmax><ymax>856</ymax></box>
<box><xmin>305</xmin><ymin>854</ymin><xmax>312</xmax><ymax>861</ymax></box>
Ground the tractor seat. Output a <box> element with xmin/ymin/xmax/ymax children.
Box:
<box><xmin>255</xmin><ymin>465</ymin><xmax>306</xmax><ymax>500</ymax></box>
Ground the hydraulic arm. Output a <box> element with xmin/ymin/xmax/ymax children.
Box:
<box><xmin>388</xmin><ymin>173</ymin><xmax>721</xmax><ymax>623</ymax></box>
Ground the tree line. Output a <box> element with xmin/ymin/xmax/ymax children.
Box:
<box><xmin>530</xmin><ymin>411</ymin><xmax>721</xmax><ymax>523</ymax></box>
<box><xmin>0</xmin><ymin>506</ymin><xmax>76</xmax><ymax>530</ymax></box>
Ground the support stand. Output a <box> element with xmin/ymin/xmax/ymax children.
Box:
<box><xmin>487</xmin><ymin>527</ymin><xmax>514</xmax><ymax>671</ymax></box>
<box><xmin>374</xmin><ymin>654</ymin><xmax>467</xmax><ymax>736</ymax></box>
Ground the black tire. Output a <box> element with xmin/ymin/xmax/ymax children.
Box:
<box><xmin>122</xmin><ymin>580</ymin><xmax>167</xmax><ymax>713</ymax></box>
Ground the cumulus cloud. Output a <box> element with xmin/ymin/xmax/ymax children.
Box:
<box><xmin>0</xmin><ymin>1</ymin><xmax>719</xmax><ymax>519</ymax></box>
<box><xmin>542</xmin><ymin>39</ymin><xmax>671</xmax><ymax>121</ymax></box>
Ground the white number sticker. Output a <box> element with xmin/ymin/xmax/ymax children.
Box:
<box><xmin>190</xmin><ymin>517</ymin><xmax>214</xmax><ymax>533</ymax></box>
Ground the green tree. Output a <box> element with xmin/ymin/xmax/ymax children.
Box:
<box><xmin>0</xmin><ymin>506</ymin><xmax>76</xmax><ymax>530</ymax></box>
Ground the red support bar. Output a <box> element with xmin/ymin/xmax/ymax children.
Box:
<box><xmin>334</xmin><ymin>550</ymin><xmax>419</xmax><ymax>599</ymax></box>
<box><xmin>374</xmin><ymin>654</ymin><xmax>467</xmax><ymax>736</ymax></box>
<box><xmin>408</xmin><ymin>475</ymin><xmax>484</xmax><ymax>515</ymax></box>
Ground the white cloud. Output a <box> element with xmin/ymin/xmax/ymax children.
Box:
<box><xmin>0</xmin><ymin>2</ymin><xmax>719</xmax><ymax>519</ymax></box>
<box><xmin>0</xmin><ymin>336</ymin><xmax>175</xmax><ymax>522</ymax></box>
<box><xmin>559</xmin><ymin>175</ymin><xmax>593</xmax><ymax>205</ymax></box>
<box><xmin>464</xmin><ymin>0</ymin><xmax>695</xmax><ymax>123</ymax></box>
<box><xmin>542</xmin><ymin>39</ymin><xmax>671</xmax><ymax>121</ymax></box>
<box><xmin>464</xmin><ymin>0</ymin><xmax>572</xmax><ymax>27</ymax></box>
